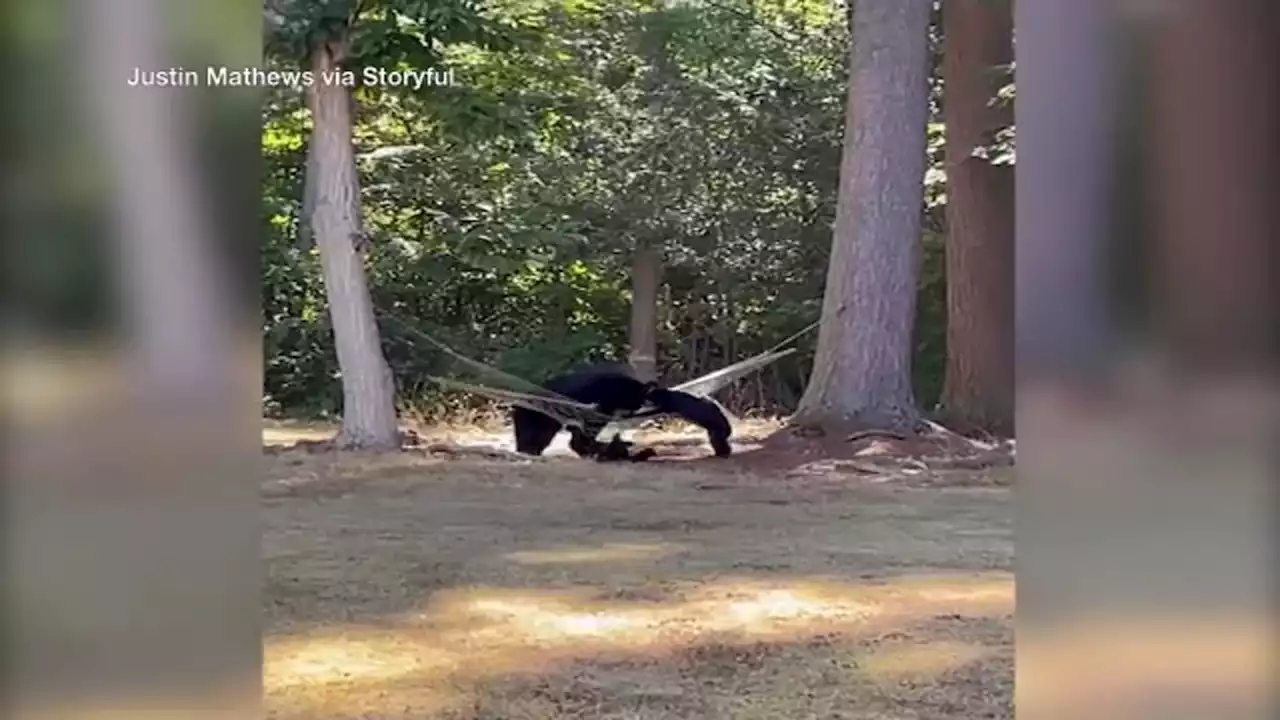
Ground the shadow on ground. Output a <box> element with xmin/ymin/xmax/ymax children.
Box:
<box><xmin>268</xmin><ymin>597</ymin><xmax>1012</xmax><ymax>719</ymax></box>
<box><xmin>263</xmin><ymin>434</ymin><xmax>1013</xmax><ymax>718</ymax></box>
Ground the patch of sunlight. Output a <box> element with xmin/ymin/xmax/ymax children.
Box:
<box><xmin>550</xmin><ymin>611</ymin><xmax>647</xmax><ymax>637</ymax></box>
<box><xmin>265</xmin><ymin>572</ymin><xmax>1016</xmax><ymax>716</ymax></box>
<box><xmin>464</xmin><ymin>597</ymin><xmax>654</xmax><ymax>641</ymax></box>
<box><xmin>876</xmin><ymin>574</ymin><xmax>1015</xmax><ymax>606</ymax></box>
<box><xmin>459</xmin><ymin>583</ymin><xmax>878</xmax><ymax>645</ymax></box>
<box><xmin>724</xmin><ymin>589</ymin><xmax>837</xmax><ymax>624</ymax></box>
<box><xmin>505</xmin><ymin>542</ymin><xmax>684</xmax><ymax>566</ymax></box>
<box><xmin>265</xmin><ymin>635</ymin><xmax>454</xmax><ymax>688</ymax></box>
<box><xmin>862</xmin><ymin>641</ymin><xmax>992</xmax><ymax>681</ymax></box>
<box><xmin>465</xmin><ymin>597</ymin><xmax>647</xmax><ymax>637</ymax></box>
<box><xmin>914</xmin><ymin>586</ymin><xmax>1012</xmax><ymax>603</ymax></box>
<box><xmin>261</xmin><ymin>421</ymin><xmax>336</xmax><ymax>445</ymax></box>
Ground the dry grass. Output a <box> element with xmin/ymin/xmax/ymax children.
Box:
<box><xmin>263</xmin><ymin>415</ymin><xmax>788</xmax><ymax>455</ymax></box>
<box><xmin>264</xmin><ymin>420</ymin><xmax>1013</xmax><ymax>719</ymax></box>
<box><xmin>262</xmin><ymin>419</ymin><xmax>339</xmax><ymax>446</ymax></box>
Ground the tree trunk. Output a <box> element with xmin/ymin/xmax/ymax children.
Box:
<box><xmin>1150</xmin><ymin>1</ymin><xmax>1279</xmax><ymax>375</ymax></box>
<box><xmin>298</xmin><ymin>139</ymin><xmax>318</xmax><ymax>248</ymax></box>
<box><xmin>939</xmin><ymin>0</ymin><xmax>1015</xmax><ymax>435</ymax></box>
<box><xmin>628</xmin><ymin>244</ymin><xmax>662</xmax><ymax>382</ymax></box>
<box><xmin>1016</xmin><ymin>0</ymin><xmax>1115</xmax><ymax>391</ymax></box>
<box><xmin>629</xmin><ymin>12</ymin><xmax>673</xmax><ymax>385</ymax></box>
<box><xmin>307</xmin><ymin>35</ymin><xmax>399</xmax><ymax>449</ymax></box>
<box><xmin>793</xmin><ymin>0</ymin><xmax>934</xmax><ymax>432</ymax></box>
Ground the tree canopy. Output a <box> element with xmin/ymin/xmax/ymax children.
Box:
<box><xmin>262</xmin><ymin>0</ymin><xmax>1015</xmax><ymax>422</ymax></box>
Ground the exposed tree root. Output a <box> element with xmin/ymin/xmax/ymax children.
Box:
<box><xmin>845</xmin><ymin>428</ymin><xmax>909</xmax><ymax>442</ymax></box>
<box><xmin>755</xmin><ymin>411</ymin><xmax>1015</xmax><ymax>486</ymax></box>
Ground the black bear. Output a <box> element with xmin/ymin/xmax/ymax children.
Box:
<box><xmin>511</xmin><ymin>363</ymin><xmax>653</xmax><ymax>458</ymax></box>
<box><xmin>645</xmin><ymin>387</ymin><xmax>733</xmax><ymax>457</ymax></box>
<box><xmin>595</xmin><ymin>433</ymin><xmax>657</xmax><ymax>463</ymax></box>
<box><xmin>569</xmin><ymin>428</ymin><xmax>657</xmax><ymax>461</ymax></box>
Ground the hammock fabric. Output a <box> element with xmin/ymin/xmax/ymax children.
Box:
<box><xmin>378</xmin><ymin>308</ymin><xmax>815</xmax><ymax>430</ymax></box>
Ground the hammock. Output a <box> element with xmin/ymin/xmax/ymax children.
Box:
<box><xmin>378</xmin><ymin>308</ymin><xmax>815</xmax><ymax>431</ymax></box>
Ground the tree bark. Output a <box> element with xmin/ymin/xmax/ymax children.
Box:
<box><xmin>793</xmin><ymin>0</ymin><xmax>933</xmax><ymax>432</ymax></box>
<box><xmin>1016</xmin><ymin>0</ymin><xmax>1115</xmax><ymax>392</ymax></box>
<box><xmin>298</xmin><ymin>138</ymin><xmax>317</xmax><ymax>248</ymax></box>
<box><xmin>1150</xmin><ymin>0</ymin><xmax>1279</xmax><ymax>375</ymax></box>
<box><xmin>939</xmin><ymin>0</ymin><xmax>1015</xmax><ymax>435</ymax></box>
<box><xmin>628</xmin><ymin>244</ymin><xmax>662</xmax><ymax>382</ymax></box>
<box><xmin>307</xmin><ymin>35</ymin><xmax>399</xmax><ymax>449</ymax></box>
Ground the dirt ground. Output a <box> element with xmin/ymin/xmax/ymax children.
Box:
<box><xmin>263</xmin><ymin>420</ymin><xmax>1013</xmax><ymax>719</ymax></box>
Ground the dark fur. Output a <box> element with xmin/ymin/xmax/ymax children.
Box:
<box><xmin>511</xmin><ymin>364</ymin><xmax>652</xmax><ymax>457</ymax></box>
<box><xmin>595</xmin><ymin>433</ymin><xmax>657</xmax><ymax>463</ymax></box>
<box><xmin>646</xmin><ymin>388</ymin><xmax>733</xmax><ymax>457</ymax></box>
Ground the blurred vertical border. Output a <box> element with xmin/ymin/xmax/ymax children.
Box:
<box><xmin>1017</xmin><ymin>0</ymin><xmax>1278</xmax><ymax>718</ymax></box>
<box><xmin>2</xmin><ymin>0</ymin><xmax>263</xmax><ymax>717</ymax></box>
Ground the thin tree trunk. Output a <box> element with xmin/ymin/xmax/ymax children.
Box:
<box><xmin>628</xmin><ymin>244</ymin><xmax>661</xmax><ymax>382</ymax></box>
<box><xmin>298</xmin><ymin>139</ymin><xmax>317</xmax><ymax>248</ymax></box>
<box><xmin>939</xmin><ymin>0</ymin><xmax>1015</xmax><ymax>435</ymax></box>
<box><xmin>307</xmin><ymin>35</ymin><xmax>399</xmax><ymax>449</ymax></box>
<box><xmin>629</xmin><ymin>11</ymin><xmax>673</xmax><ymax>385</ymax></box>
<box><xmin>794</xmin><ymin>0</ymin><xmax>933</xmax><ymax>432</ymax></box>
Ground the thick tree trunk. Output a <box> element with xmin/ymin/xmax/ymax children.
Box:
<box><xmin>307</xmin><ymin>37</ymin><xmax>399</xmax><ymax>449</ymax></box>
<box><xmin>794</xmin><ymin>0</ymin><xmax>933</xmax><ymax>432</ymax></box>
<box><xmin>628</xmin><ymin>244</ymin><xmax>662</xmax><ymax>382</ymax></box>
<box><xmin>1016</xmin><ymin>0</ymin><xmax>1115</xmax><ymax>392</ymax></box>
<box><xmin>939</xmin><ymin>0</ymin><xmax>1015</xmax><ymax>435</ymax></box>
<box><xmin>1151</xmin><ymin>1</ymin><xmax>1279</xmax><ymax>375</ymax></box>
